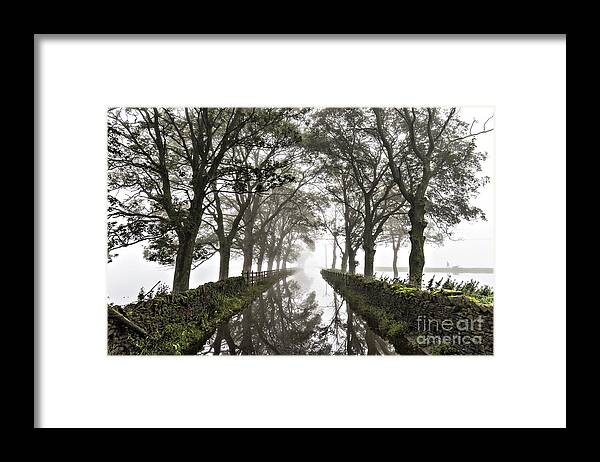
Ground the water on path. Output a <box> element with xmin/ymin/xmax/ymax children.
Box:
<box><xmin>199</xmin><ymin>267</ymin><xmax>396</xmax><ymax>355</ymax></box>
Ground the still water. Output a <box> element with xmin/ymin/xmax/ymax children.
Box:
<box><xmin>200</xmin><ymin>268</ymin><xmax>395</xmax><ymax>355</ymax></box>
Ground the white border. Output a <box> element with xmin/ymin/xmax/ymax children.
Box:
<box><xmin>36</xmin><ymin>36</ymin><xmax>566</xmax><ymax>428</ymax></box>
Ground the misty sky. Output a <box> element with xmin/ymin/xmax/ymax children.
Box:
<box><xmin>107</xmin><ymin>107</ymin><xmax>494</xmax><ymax>304</ymax></box>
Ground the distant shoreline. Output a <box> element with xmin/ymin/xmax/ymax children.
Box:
<box><xmin>374</xmin><ymin>266</ymin><xmax>494</xmax><ymax>274</ymax></box>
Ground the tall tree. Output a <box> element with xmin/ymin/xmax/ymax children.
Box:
<box><xmin>381</xmin><ymin>214</ymin><xmax>444</xmax><ymax>278</ymax></box>
<box><xmin>317</xmin><ymin>204</ymin><xmax>345</xmax><ymax>270</ymax></box>
<box><xmin>315</xmin><ymin>159</ymin><xmax>363</xmax><ymax>274</ymax></box>
<box><xmin>279</xmin><ymin>212</ymin><xmax>319</xmax><ymax>270</ymax></box>
<box><xmin>108</xmin><ymin>108</ymin><xmax>300</xmax><ymax>291</ymax></box>
<box><xmin>373</xmin><ymin>107</ymin><xmax>492</xmax><ymax>286</ymax></box>
<box><xmin>208</xmin><ymin>143</ymin><xmax>297</xmax><ymax>279</ymax></box>
<box><xmin>339</xmin><ymin>174</ymin><xmax>363</xmax><ymax>275</ymax></box>
<box><xmin>238</xmin><ymin>148</ymin><xmax>319</xmax><ymax>273</ymax></box>
<box><xmin>108</xmin><ymin>108</ymin><xmax>249</xmax><ymax>292</ymax></box>
<box><xmin>312</xmin><ymin>108</ymin><xmax>406</xmax><ymax>276</ymax></box>
<box><xmin>381</xmin><ymin>215</ymin><xmax>411</xmax><ymax>278</ymax></box>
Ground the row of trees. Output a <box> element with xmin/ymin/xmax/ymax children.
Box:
<box><xmin>108</xmin><ymin>107</ymin><xmax>491</xmax><ymax>292</ymax></box>
<box><xmin>108</xmin><ymin>108</ymin><xmax>321</xmax><ymax>292</ymax></box>
<box><xmin>309</xmin><ymin>108</ymin><xmax>490</xmax><ymax>285</ymax></box>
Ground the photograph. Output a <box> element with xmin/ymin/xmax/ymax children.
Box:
<box><xmin>106</xmin><ymin>106</ymin><xmax>494</xmax><ymax>355</ymax></box>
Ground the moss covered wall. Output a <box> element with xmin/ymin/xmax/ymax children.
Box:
<box><xmin>108</xmin><ymin>272</ymin><xmax>295</xmax><ymax>355</ymax></box>
<box><xmin>321</xmin><ymin>269</ymin><xmax>493</xmax><ymax>355</ymax></box>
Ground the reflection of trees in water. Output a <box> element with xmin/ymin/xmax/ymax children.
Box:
<box><xmin>347</xmin><ymin>298</ymin><xmax>394</xmax><ymax>355</ymax></box>
<box><xmin>314</xmin><ymin>292</ymin><xmax>394</xmax><ymax>355</ymax></box>
<box><xmin>200</xmin><ymin>277</ymin><xmax>395</xmax><ymax>355</ymax></box>
<box><xmin>213</xmin><ymin>323</ymin><xmax>237</xmax><ymax>355</ymax></box>
<box><xmin>317</xmin><ymin>291</ymin><xmax>345</xmax><ymax>354</ymax></box>
<box><xmin>315</xmin><ymin>291</ymin><xmax>362</xmax><ymax>355</ymax></box>
<box><xmin>206</xmin><ymin>278</ymin><xmax>326</xmax><ymax>355</ymax></box>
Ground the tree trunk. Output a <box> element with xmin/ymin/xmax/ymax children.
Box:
<box><xmin>343</xmin><ymin>201</ymin><xmax>353</xmax><ymax>274</ymax></box>
<box><xmin>331</xmin><ymin>244</ymin><xmax>337</xmax><ymax>269</ymax></box>
<box><xmin>242</xmin><ymin>238</ymin><xmax>253</xmax><ymax>273</ymax></box>
<box><xmin>267</xmin><ymin>253</ymin><xmax>275</xmax><ymax>271</ymax></box>
<box><xmin>172</xmin><ymin>231</ymin><xmax>196</xmax><ymax>293</ymax></box>
<box><xmin>408</xmin><ymin>202</ymin><xmax>427</xmax><ymax>288</ymax></box>
<box><xmin>347</xmin><ymin>248</ymin><xmax>357</xmax><ymax>275</ymax></box>
<box><xmin>282</xmin><ymin>246</ymin><xmax>291</xmax><ymax>270</ymax></box>
<box><xmin>331</xmin><ymin>240</ymin><xmax>337</xmax><ymax>269</ymax></box>
<box><xmin>392</xmin><ymin>242</ymin><xmax>399</xmax><ymax>279</ymax></box>
<box><xmin>341</xmin><ymin>251</ymin><xmax>348</xmax><ymax>273</ymax></box>
<box><xmin>276</xmin><ymin>245</ymin><xmax>284</xmax><ymax>271</ymax></box>
<box><xmin>363</xmin><ymin>232</ymin><xmax>376</xmax><ymax>277</ymax></box>
<box><xmin>257</xmin><ymin>247</ymin><xmax>266</xmax><ymax>272</ymax></box>
<box><xmin>363</xmin><ymin>246</ymin><xmax>376</xmax><ymax>278</ymax></box>
<box><xmin>218</xmin><ymin>244</ymin><xmax>231</xmax><ymax>280</ymax></box>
